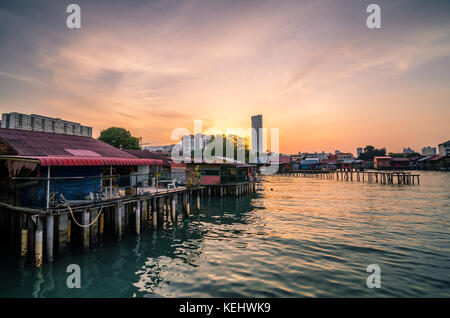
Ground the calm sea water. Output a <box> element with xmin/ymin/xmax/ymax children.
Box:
<box><xmin>0</xmin><ymin>171</ymin><xmax>449</xmax><ymax>297</ymax></box>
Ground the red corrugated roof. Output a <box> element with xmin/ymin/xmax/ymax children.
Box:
<box><xmin>0</xmin><ymin>128</ymin><xmax>137</xmax><ymax>158</ymax></box>
<box><xmin>429</xmin><ymin>155</ymin><xmax>447</xmax><ymax>161</ymax></box>
<box><xmin>0</xmin><ymin>155</ymin><xmax>162</xmax><ymax>167</ymax></box>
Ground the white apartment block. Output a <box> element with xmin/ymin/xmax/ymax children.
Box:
<box><xmin>1</xmin><ymin>112</ymin><xmax>92</xmax><ymax>137</ymax></box>
<box><xmin>438</xmin><ymin>141</ymin><xmax>450</xmax><ymax>156</ymax></box>
<box><xmin>421</xmin><ymin>146</ymin><xmax>437</xmax><ymax>156</ymax></box>
<box><xmin>181</xmin><ymin>134</ymin><xmax>212</xmax><ymax>154</ymax></box>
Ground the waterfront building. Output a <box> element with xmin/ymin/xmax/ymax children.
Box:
<box><xmin>1</xmin><ymin>112</ymin><xmax>92</xmax><ymax>137</ymax></box>
<box><xmin>0</xmin><ymin>128</ymin><xmax>161</xmax><ymax>207</ymax></box>
<box><xmin>301</xmin><ymin>157</ymin><xmax>320</xmax><ymax>170</ymax></box>
<box><xmin>421</xmin><ymin>146</ymin><xmax>437</xmax><ymax>156</ymax></box>
<box><xmin>329</xmin><ymin>152</ymin><xmax>354</xmax><ymax>162</ymax></box>
<box><xmin>391</xmin><ymin>158</ymin><xmax>411</xmax><ymax>169</ymax></box>
<box><xmin>374</xmin><ymin>156</ymin><xmax>392</xmax><ymax>170</ymax></box>
<box><xmin>438</xmin><ymin>140</ymin><xmax>450</xmax><ymax>156</ymax></box>
<box><xmin>185</xmin><ymin>162</ymin><xmax>254</xmax><ymax>185</ymax></box>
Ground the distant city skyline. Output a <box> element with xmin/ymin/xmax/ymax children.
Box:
<box><xmin>0</xmin><ymin>0</ymin><xmax>449</xmax><ymax>154</ymax></box>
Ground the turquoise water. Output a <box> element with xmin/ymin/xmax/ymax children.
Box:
<box><xmin>0</xmin><ymin>171</ymin><xmax>449</xmax><ymax>297</ymax></box>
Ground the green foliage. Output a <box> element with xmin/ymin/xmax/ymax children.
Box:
<box><xmin>98</xmin><ymin>127</ymin><xmax>141</xmax><ymax>150</ymax></box>
<box><xmin>187</xmin><ymin>165</ymin><xmax>201</xmax><ymax>187</ymax></box>
<box><xmin>191</xmin><ymin>134</ymin><xmax>250</xmax><ymax>162</ymax></box>
<box><xmin>358</xmin><ymin>145</ymin><xmax>386</xmax><ymax>160</ymax></box>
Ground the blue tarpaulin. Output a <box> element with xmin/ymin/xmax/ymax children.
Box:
<box><xmin>49</xmin><ymin>166</ymin><xmax>102</xmax><ymax>200</ymax></box>
<box><xmin>18</xmin><ymin>166</ymin><xmax>102</xmax><ymax>207</ymax></box>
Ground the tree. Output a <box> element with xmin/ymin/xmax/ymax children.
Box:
<box><xmin>359</xmin><ymin>145</ymin><xmax>386</xmax><ymax>160</ymax></box>
<box><xmin>98</xmin><ymin>127</ymin><xmax>141</xmax><ymax>150</ymax></box>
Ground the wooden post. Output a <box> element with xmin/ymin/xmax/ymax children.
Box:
<box><xmin>57</xmin><ymin>214</ymin><xmax>69</xmax><ymax>253</ymax></box>
<box><xmin>116</xmin><ymin>203</ymin><xmax>123</xmax><ymax>241</ymax></box>
<box><xmin>171</xmin><ymin>196</ymin><xmax>176</xmax><ymax>222</ymax></box>
<box><xmin>20</xmin><ymin>214</ymin><xmax>27</xmax><ymax>257</ymax></box>
<box><xmin>99</xmin><ymin>211</ymin><xmax>104</xmax><ymax>240</ymax></box>
<box><xmin>82</xmin><ymin>209</ymin><xmax>90</xmax><ymax>251</ymax></box>
<box><xmin>152</xmin><ymin>198</ymin><xmax>157</xmax><ymax>228</ymax></box>
<box><xmin>196</xmin><ymin>191</ymin><xmax>201</xmax><ymax>211</ymax></box>
<box><xmin>185</xmin><ymin>192</ymin><xmax>190</xmax><ymax>217</ymax></box>
<box><xmin>90</xmin><ymin>208</ymin><xmax>99</xmax><ymax>245</ymax></box>
<box><xmin>166</xmin><ymin>197</ymin><xmax>170</xmax><ymax>221</ymax></box>
<box><xmin>142</xmin><ymin>200</ymin><xmax>148</xmax><ymax>225</ymax></box>
<box><xmin>46</xmin><ymin>215</ymin><xmax>54</xmax><ymax>262</ymax></box>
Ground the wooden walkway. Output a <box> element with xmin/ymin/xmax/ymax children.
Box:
<box><xmin>278</xmin><ymin>170</ymin><xmax>420</xmax><ymax>185</ymax></box>
<box><xmin>0</xmin><ymin>181</ymin><xmax>256</xmax><ymax>267</ymax></box>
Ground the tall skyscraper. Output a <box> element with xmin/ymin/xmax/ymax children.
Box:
<box><xmin>251</xmin><ymin>115</ymin><xmax>263</xmax><ymax>159</ymax></box>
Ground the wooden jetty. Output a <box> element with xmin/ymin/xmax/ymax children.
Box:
<box><xmin>278</xmin><ymin>170</ymin><xmax>420</xmax><ymax>185</ymax></box>
<box><xmin>0</xmin><ymin>181</ymin><xmax>255</xmax><ymax>267</ymax></box>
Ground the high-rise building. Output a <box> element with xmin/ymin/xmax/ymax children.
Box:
<box><xmin>438</xmin><ymin>140</ymin><xmax>450</xmax><ymax>156</ymax></box>
<box><xmin>403</xmin><ymin>147</ymin><xmax>415</xmax><ymax>155</ymax></box>
<box><xmin>181</xmin><ymin>134</ymin><xmax>212</xmax><ymax>154</ymax></box>
<box><xmin>1</xmin><ymin>112</ymin><xmax>92</xmax><ymax>137</ymax></box>
<box><xmin>251</xmin><ymin>115</ymin><xmax>263</xmax><ymax>158</ymax></box>
<box><xmin>421</xmin><ymin>146</ymin><xmax>437</xmax><ymax>156</ymax></box>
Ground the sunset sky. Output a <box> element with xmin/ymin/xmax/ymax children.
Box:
<box><xmin>0</xmin><ymin>0</ymin><xmax>449</xmax><ymax>154</ymax></box>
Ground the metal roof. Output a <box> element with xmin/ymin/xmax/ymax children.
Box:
<box><xmin>0</xmin><ymin>155</ymin><xmax>162</xmax><ymax>167</ymax></box>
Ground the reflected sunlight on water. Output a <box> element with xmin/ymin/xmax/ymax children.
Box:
<box><xmin>0</xmin><ymin>171</ymin><xmax>449</xmax><ymax>297</ymax></box>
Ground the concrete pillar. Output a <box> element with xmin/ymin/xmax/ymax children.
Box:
<box><xmin>20</xmin><ymin>217</ymin><xmax>28</xmax><ymax>257</ymax></box>
<box><xmin>136</xmin><ymin>201</ymin><xmax>141</xmax><ymax>235</ymax></box>
<box><xmin>152</xmin><ymin>198</ymin><xmax>157</xmax><ymax>228</ymax></box>
<box><xmin>82</xmin><ymin>209</ymin><xmax>90</xmax><ymax>251</ymax></box>
<box><xmin>57</xmin><ymin>213</ymin><xmax>69</xmax><ymax>254</ymax></box>
<box><xmin>35</xmin><ymin>217</ymin><xmax>43</xmax><ymax>267</ymax></box>
<box><xmin>99</xmin><ymin>211</ymin><xmax>104</xmax><ymax>241</ymax></box>
<box><xmin>171</xmin><ymin>196</ymin><xmax>176</xmax><ymax>222</ymax></box>
<box><xmin>115</xmin><ymin>203</ymin><xmax>123</xmax><ymax>241</ymax></box>
<box><xmin>196</xmin><ymin>191</ymin><xmax>201</xmax><ymax>211</ymax></box>
<box><xmin>46</xmin><ymin>215</ymin><xmax>54</xmax><ymax>262</ymax></box>
<box><xmin>90</xmin><ymin>208</ymin><xmax>99</xmax><ymax>245</ymax></box>
<box><xmin>186</xmin><ymin>202</ymin><xmax>190</xmax><ymax>217</ymax></box>
<box><xmin>142</xmin><ymin>200</ymin><xmax>148</xmax><ymax>224</ymax></box>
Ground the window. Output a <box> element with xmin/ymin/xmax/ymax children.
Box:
<box><xmin>200</xmin><ymin>170</ymin><xmax>219</xmax><ymax>176</ymax></box>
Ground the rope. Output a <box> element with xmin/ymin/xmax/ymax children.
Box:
<box><xmin>52</xmin><ymin>179</ymin><xmax>103</xmax><ymax>228</ymax></box>
<box><xmin>51</xmin><ymin>185</ymin><xmax>102</xmax><ymax>228</ymax></box>
<box><xmin>62</xmin><ymin>194</ymin><xmax>103</xmax><ymax>228</ymax></box>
